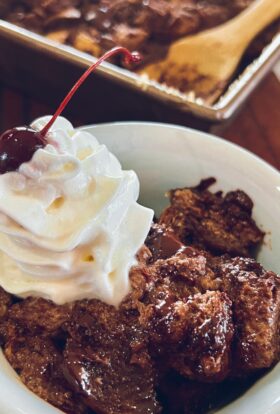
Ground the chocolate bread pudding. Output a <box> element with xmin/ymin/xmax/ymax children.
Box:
<box><xmin>0</xmin><ymin>0</ymin><xmax>254</xmax><ymax>54</ymax></box>
<box><xmin>0</xmin><ymin>55</ymin><xmax>278</xmax><ymax>413</ymax></box>
<box><xmin>0</xmin><ymin>176</ymin><xmax>279</xmax><ymax>414</ymax></box>
<box><xmin>1</xmin><ymin>0</ymin><xmax>279</xmax><ymax>99</ymax></box>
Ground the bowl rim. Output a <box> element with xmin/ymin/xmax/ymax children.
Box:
<box><xmin>81</xmin><ymin>120</ymin><xmax>279</xmax><ymax>175</ymax></box>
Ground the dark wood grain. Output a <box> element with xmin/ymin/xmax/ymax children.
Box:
<box><xmin>212</xmin><ymin>73</ymin><xmax>280</xmax><ymax>170</ymax></box>
<box><xmin>0</xmin><ymin>71</ymin><xmax>279</xmax><ymax>170</ymax></box>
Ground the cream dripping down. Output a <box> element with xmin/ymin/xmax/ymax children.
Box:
<box><xmin>0</xmin><ymin>117</ymin><xmax>153</xmax><ymax>306</ymax></box>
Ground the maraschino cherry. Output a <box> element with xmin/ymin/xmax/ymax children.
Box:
<box><xmin>0</xmin><ymin>127</ymin><xmax>46</xmax><ymax>174</ymax></box>
<box><xmin>0</xmin><ymin>47</ymin><xmax>141</xmax><ymax>174</ymax></box>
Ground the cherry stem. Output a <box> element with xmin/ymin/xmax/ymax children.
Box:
<box><xmin>40</xmin><ymin>47</ymin><xmax>141</xmax><ymax>137</ymax></box>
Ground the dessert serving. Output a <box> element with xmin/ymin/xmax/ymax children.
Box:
<box><xmin>0</xmin><ymin>48</ymin><xmax>279</xmax><ymax>414</ymax></box>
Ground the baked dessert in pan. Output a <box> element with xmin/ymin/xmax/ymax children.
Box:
<box><xmin>1</xmin><ymin>0</ymin><xmax>279</xmax><ymax>98</ymax></box>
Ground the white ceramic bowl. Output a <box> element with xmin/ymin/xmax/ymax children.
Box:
<box><xmin>0</xmin><ymin>122</ymin><xmax>279</xmax><ymax>414</ymax></box>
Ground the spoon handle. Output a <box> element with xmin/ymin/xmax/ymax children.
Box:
<box><xmin>224</xmin><ymin>0</ymin><xmax>280</xmax><ymax>46</ymax></box>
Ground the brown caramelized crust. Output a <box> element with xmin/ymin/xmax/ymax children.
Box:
<box><xmin>1</xmin><ymin>0</ymin><xmax>278</xmax><ymax>99</ymax></box>
<box><xmin>1</xmin><ymin>1</ymin><xmax>253</xmax><ymax>40</ymax></box>
<box><xmin>0</xmin><ymin>297</ymin><xmax>88</xmax><ymax>413</ymax></box>
<box><xmin>126</xmin><ymin>229</ymin><xmax>280</xmax><ymax>381</ymax></box>
<box><xmin>0</xmin><ymin>180</ymin><xmax>279</xmax><ymax>414</ymax></box>
<box><xmin>1</xmin><ymin>246</ymin><xmax>280</xmax><ymax>412</ymax></box>
<box><xmin>159</xmin><ymin>178</ymin><xmax>264</xmax><ymax>257</ymax></box>
<box><xmin>124</xmin><ymin>251</ymin><xmax>234</xmax><ymax>382</ymax></box>
<box><xmin>9</xmin><ymin>297</ymin><xmax>72</xmax><ymax>331</ymax></box>
<box><xmin>1</xmin><ymin>0</ymin><xmax>274</xmax><ymax>67</ymax></box>
<box><xmin>218</xmin><ymin>257</ymin><xmax>280</xmax><ymax>373</ymax></box>
<box><xmin>63</xmin><ymin>300</ymin><xmax>161</xmax><ymax>414</ymax></box>
<box><xmin>0</xmin><ymin>297</ymin><xmax>73</xmax><ymax>342</ymax></box>
<box><xmin>167</xmin><ymin>291</ymin><xmax>233</xmax><ymax>382</ymax></box>
<box><xmin>4</xmin><ymin>335</ymin><xmax>89</xmax><ymax>414</ymax></box>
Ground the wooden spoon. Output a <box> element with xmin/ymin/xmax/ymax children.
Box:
<box><xmin>138</xmin><ymin>0</ymin><xmax>280</xmax><ymax>104</ymax></box>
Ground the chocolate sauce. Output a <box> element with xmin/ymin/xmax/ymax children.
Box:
<box><xmin>146</xmin><ymin>224</ymin><xmax>185</xmax><ymax>261</ymax></box>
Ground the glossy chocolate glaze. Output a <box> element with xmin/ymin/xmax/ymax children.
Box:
<box><xmin>145</xmin><ymin>223</ymin><xmax>186</xmax><ymax>261</ymax></box>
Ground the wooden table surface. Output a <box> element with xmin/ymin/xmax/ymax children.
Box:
<box><xmin>0</xmin><ymin>71</ymin><xmax>279</xmax><ymax>170</ymax></box>
<box><xmin>212</xmin><ymin>72</ymin><xmax>280</xmax><ymax>170</ymax></box>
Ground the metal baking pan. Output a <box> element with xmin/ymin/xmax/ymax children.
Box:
<box><xmin>0</xmin><ymin>19</ymin><xmax>279</xmax><ymax>122</ymax></box>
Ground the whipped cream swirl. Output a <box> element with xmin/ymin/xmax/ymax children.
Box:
<box><xmin>0</xmin><ymin>117</ymin><xmax>153</xmax><ymax>305</ymax></box>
